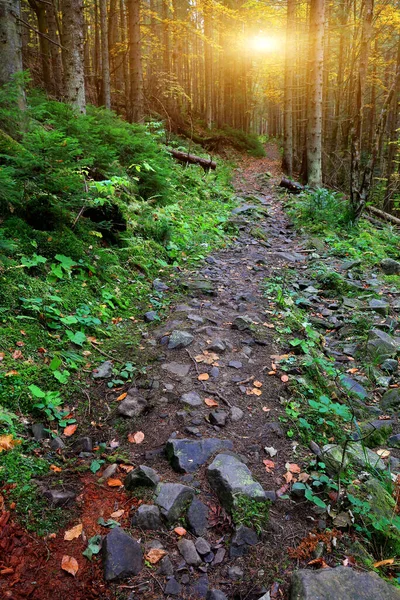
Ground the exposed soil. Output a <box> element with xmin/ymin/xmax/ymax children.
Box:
<box><xmin>2</xmin><ymin>146</ymin><xmax>393</xmax><ymax>599</ymax></box>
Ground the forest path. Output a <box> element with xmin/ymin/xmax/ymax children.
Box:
<box><xmin>1</xmin><ymin>148</ymin><xmax>325</xmax><ymax>600</ymax></box>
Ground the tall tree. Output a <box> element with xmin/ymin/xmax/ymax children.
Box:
<box><xmin>128</xmin><ymin>0</ymin><xmax>144</xmax><ymax>122</ymax></box>
<box><xmin>282</xmin><ymin>0</ymin><xmax>295</xmax><ymax>176</ymax></box>
<box><xmin>61</xmin><ymin>0</ymin><xmax>86</xmax><ymax>112</ymax></box>
<box><xmin>100</xmin><ymin>0</ymin><xmax>111</xmax><ymax>108</ymax></box>
<box><xmin>0</xmin><ymin>0</ymin><xmax>24</xmax><ymax>89</ymax></box>
<box><xmin>306</xmin><ymin>0</ymin><xmax>325</xmax><ymax>188</ymax></box>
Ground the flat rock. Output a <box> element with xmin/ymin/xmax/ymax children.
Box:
<box><xmin>381</xmin><ymin>359</ymin><xmax>398</xmax><ymax>373</ymax></box>
<box><xmin>50</xmin><ymin>436</ymin><xmax>65</xmax><ymax>450</ymax></box>
<box><xmin>187</xmin><ymin>498</ymin><xmax>209</xmax><ymax>536</ymax></box>
<box><xmin>367</xmin><ymin>329</ymin><xmax>398</xmax><ymax>361</ymax></box>
<box><xmin>195</xmin><ymin>538</ymin><xmax>211</xmax><ymax>555</ymax></box>
<box><xmin>381</xmin><ymin>388</ymin><xmax>400</xmax><ymax>411</ymax></box>
<box><xmin>228</xmin><ymin>360</ymin><xmax>243</xmax><ymax>369</ymax></box>
<box><xmin>183</xmin><ymin>278</ymin><xmax>216</xmax><ymax>296</ymax></box>
<box><xmin>166</xmin><ymin>438</ymin><xmax>234</xmax><ymax>473</ymax></box>
<box><xmin>125</xmin><ymin>465</ymin><xmax>160</xmax><ymax>490</ymax></box>
<box><xmin>388</xmin><ymin>433</ymin><xmax>400</xmax><ymax>448</ymax></box>
<box><xmin>154</xmin><ymin>483</ymin><xmax>194</xmax><ymax>524</ymax></box>
<box><xmin>168</xmin><ymin>330</ymin><xmax>195</xmax><ymax>349</ymax></box>
<box><xmin>43</xmin><ymin>489</ymin><xmax>75</xmax><ymax>507</ymax></box>
<box><xmin>31</xmin><ymin>423</ymin><xmax>47</xmax><ymax>441</ymax></box>
<box><xmin>117</xmin><ymin>389</ymin><xmax>147</xmax><ymax>418</ymax></box>
<box><xmin>381</xmin><ymin>258</ymin><xmax>400</xmax><ymax>275</ymax></box>
<box><xmin>230</xmin><ymin>406</ymin><xmax>244</xmax><ymax>422</ymax></box>
<box><xmin>208</xmin><ymin>339</ymin><xmax>226</xmax><ymax>352</ymax></box>
<box><xmin>209</xmin><ymin>410</ymin><xmax>228</xmax><ymax>427</ymax></box>
<box><xmin>290</xmin><ymin>566</ymin><xmax>400</xmax><ymax>600</ymax></box>
<box><xmin>153</xmin><ymin>278</ymin><xmax>169</xmax><ymax>292</ymax></box>
<box><xmin>144</xmin><ymin>311</ymin><xmax>158</xmax><ymax>322</ymax></box>
<box><xmin>92</xmin><ymin>360</ymin><xmax>113</xmax><ymax>379</ymax></box>
<box><xmin>164</xmin><ymin>577</ymin><xmax>181</xmax><ymax>595</ymax></box>
<box><xmin>178</xmin><ymin>538</ymin><xmax>202</xmax><ymax>566</ymax></box>
<box><xmin>132</xmin><ymin>504</ymin><xmax>162</xmax><ymax>530</ymax></box>
<box><xmin>157</xmin><ymin>555</ymin><xmax>174</xmax><ymax>576</ymax></box>
<box><xmin>207</xmin><ymin>453</ymin><xmax>267</xmax><ymax>511</ymax></box>
<box><xmin>190</xmin><ymin>574</ymin><xmax>209</xmax><ymax>598</ymax></box>
<box><xmin>103</xmin><ymin>527</ymin><xmax>143</xmax><ymax>582</ymax></box>
<box><xmin>323</xmin><ymin>443</ymin><xmax>386</xmax><ymax>473</ymax></box>
<box><xmin>230</xmin><ymin>525</ymin><xmax>258</xmax><ymax>557</ymax></box>
<box><xmin>181</xmin><ymin>391</ymin><xmax>202</xmax><ymax>407</ymax></box>
<box><xmin>368</xmin><ymin>299</ymin><xmax>390</xmax><ymax>316</ymax></box>
<box><xmin>161</xmin><ymin>362</ymin><xmax>191</xmax><ymax>378</ymax></box>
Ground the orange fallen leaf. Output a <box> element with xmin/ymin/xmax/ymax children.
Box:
<box><xmin>64</xmin><ymin>424</ymin><xmax>78</xmax><ymax>437</ymax></box>
<box><xmin>110</xmin><ymin>509</ymin><xmax>124</xmax><ymax>518</ymax></box>
<box><xmin>263</xmin><ymin>459</ymin><xmax>275</xmax><ymax>473</ymax></box>
<box><xmin>128</xmin><ymin>431</ymin><xmax>145</xmax><ymax>444</ymax></box>
<box><xmin>107</xmin><ymin>478</ymin><xmax>123</xmax><ymax>487</ymax></box>
<box><xmin>0</xmin><ymin>352</ymin><xmax>5</xmax><ymax>361</ymax></box>
<box><xmin>287</xmin><ymin>463</ymin><xmax>301</xmax><ymax>473</ymax></box>
<box><xmin>174</xmin><ymin>526</ymin><xmax>187</xmax><ymax>536</ymax></box>
<box><xmin>204</xmin><ymin>398</ymin><xmax>218</xmax><ymax>407</ymax></box>
<box><xmin>373</xmin><ymin>558</ymin><xmax>395</xmax><ymax>568</ymax></box>
<box><xmin>145</xmin><ymin>548</ymin><xmax>167</xmax><ymax>564</ymax></box>
<box><xmin>5</xmin><ymin>370</ymin><xmax>18</xmax><ymax>376</ymax></box>
<box><xmin>0</xmin><ymin>567</ymin><xmax>14</xmax><ymax>575</ymax></box>
<box><xmin>283</xmin><ymin>471</ymin><xmax>293</xmax><ymax>483</ymax></box>
<box><xmin>50</xmin><ymin>464</ymin><xmax>62</xmax><ymax>473</ymax></box>
<box><xmin>253</xmin><ymin>380</ymin><xmax>263</xmax><ymax>388</ymax></box>
<box><xmin>251</xmin><ymin>388</ymin><xmax>262</xmax><ymax>396</ymax></box>
<box><xmin>12</xmin><ymin>350</ymin><xmax>23</xmax><ymax>360</ymax></box>
<box><xmin>198</xmin><ymin>373</ymin><xmax>209</xmax><ymax>381</ymax></box>
<box><xmin>64</xmin><ymin>523</ymin><xmax>83</xmax><ymax>541</ymax></box>
<box><xmin>298</xmin><ymin>472</ymin><xmax>310</xmax><ymax>483</ymax></box>
<box><xmin>61</xmin><ymin>555</ymin><xmax>79</xmax><ymax>576</ymax></box>
<box><xmin>0</xmin><ymin>435</ymin><xmax>22</xmax><ymax>452</ymax></box>
<box><xmin>308</xmin><ymin>557</ymin><xmax>329</xmax><ymax>568</ymax></box>
<box><xmin>119</xmin><ymin>464</ymin><xmax>134</xmax><ymax>472</ymax></box>
<box><xmin>116</xmin><ymin>392</ymin><xmax>127</xmax><ymax>401</ymax></box>
<box><xmin>268</xmin><ymin>371</ymin><xmax>276</xmax><ymax>376</ymax></box>
<box><xmin>281</xmin><ymin>374</ymin><xmax>289</xmax><ymax>383</ymax></box>
<box><xmin>262</xmin><ymin>406</ymin><xmax>271</xmax><ymax>412</ymax></box>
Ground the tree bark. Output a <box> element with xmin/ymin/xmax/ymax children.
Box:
<box><xmin>28</xmin><ymin>0</ymin><xmax>52</xmax><ymax>92</ymax></box>
<box><xmin>306</xmin><ymin>0</ymin><xmax>325</xmax><ymax>188</ymax></box>
<box><xmin>127</xmin><ymin>0</ymin><xmax>144</xmax><ymax>122</ymax></box>
<box><xmin>0</xmin><ymin>0</ymin><xmax>24</xmax><ymax>91</ymax></box>
<box><xmin>100</xmin><ymin>0</ymin><xmax>111</xmax><ymax>108</ymax></box>
<box><xmin>47</xmin><ymin>0</ymin><xmax>63</xmax><ymax>97</ymax></box>
<box><xmin>61</xmin><ymin>0</ymin><xmax>86</xmax><ymax>112</ymax></box>
<box><xmin>282</xmin><ymin>0</ymin><xmax>296</xmax><ymax>177</ymax></box>
<box><xmin>203</xmin><ymin>0</ymin><xmax>212</xmax><ymax>129</ymax></box>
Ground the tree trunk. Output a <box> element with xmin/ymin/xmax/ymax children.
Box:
<box><xmin>28</xmin><ymin>0</ymin><xmax>52</xmax><ymax>92</ymax></box>
<box><xmin>383</xmin><ymin>38</ymin><xmax>400</xmax><ymax>213</ymax></box>
<box><xmin>61</xmin><ymin>0</ymin><xmax>86</xmax><ymax>112</ymax></box>
<box><xmin>0</xmin><ymin>0</ymin><xmax>24</xmax><ymax>92</ymax></box>
<box><xmin>127</xmin><ymin>0</ymin><xmax>144</xmax><ymax>122</ymax></box>
<box><xmin>100</xmin><ymin>0</ymin><xmax>111</xmax><ymax>108</ymax></box>
<box><xmin>306</xmin><ymin>0</ymin><xmax>325</xmax><ymax>188</ymax></box>
<box><xmin>204</xmin><ymin>0</ymin><xmax>212</xmax><ymax>129</ymax></box>
<box><xmin>282</xmin><ymin>0</ymin><xmax>295</xmax><ymax>177</ymax></box>
<box><xmin>47</xmin><ymin>0</ymin><xmax>63</xmax><ymax>97</ymax></box>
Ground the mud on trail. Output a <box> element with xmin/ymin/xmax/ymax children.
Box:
<box><xmin>0</xmin><ymin>148</ymin><xmax>354</xmax><ymax>599</ymax></box>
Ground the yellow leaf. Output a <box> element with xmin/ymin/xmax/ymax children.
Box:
<box><xmin>64</xmin><ymin>523</ymin><xmax>83</xmax><ymax>541</ymax></box>
<box><xmin>116</xmin><ymin>392</ymin><xmax>127</xmax><ymax>401</ymax></box>
<box><xmin>174</xmin><ymin>526</ymin><xmax>187</xmax><ymax>536</ymax></box>
<box><xmin>0</xmin><ymin>435</ymin><xmax>22</xmax><ymax>452</ymax></box>
<box><xmin>376</xmin><ymin>449</ymin><xmax>390</xmax><ymax>459</ymax></box>
<box><xmin>107</xmin><ymin>478</ymin><xmax>123</xmax><ymax>487</ymax></box>
<box><xmin>145</xmin><ymin>548</ymin><xmax>167</xmax><ymax>564</ymax></box>
<box><xmin>251</xmin><ymin>388</ymin><xmax>262</xmax><ymax>396</ymax></box>
<box><xmin>253</xmin><ymin>380</ymin><xmax>263</xmax><ymax>388</ymax></box>
<box><xmin>198</xmin><ymin>373</ymin><xmax>209</xmax><ymax>381</ymax></box>
<box><xmin>110</xmin><ymin>509</ymin><xmax>124</xmax><ymax>518</ymax></box>
<box><xmin>61</xmin><ymin>555</ymin><xmax>79</xmax><ymax>576</ymax></box>
<box><xmin>373</xmin><ymin>558</ymin><xmax>394</xmax><ymax>568</ymax></box>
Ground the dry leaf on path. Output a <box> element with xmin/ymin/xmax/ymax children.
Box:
<box><xmin>283</xmin><ymin>471</ymin><xmax>293</xmax><ymax>483</ymax></box>
<box><xmin>0</xmin><ymin>435</ymin><xmax>22</xmax><ymax>452</ymax></box>
<box><xmin>286</xmin><ymin>463</ymin><xmax>301</xmax><ymax>473</ymax></box>
<box><xmin>61</xmin><ymin>555</ymin><xmax>79</xmax><ymax>576</ymax></box>
<box><xmin>373</xmin><ymin>558</ymin><xmax>394</xmax><ymax>568</ymax></box>
<box><xmin>107</xmin><ymin>478</ymin><xmax>123</xmax><ymax>487</ymax></box>
<box><xmin>64</xmin><ymin>523</ymin><xmax>83</xmax><ymax>541</ymax></box>
<box><xmin>298</xmin><ymin>472</ymin><xmax>310</xmax><ymax>483</ymax></box>
<box><xmin>110</xmin><ymin>509</ymin><xmax>124</xmax><ymax>518</ymax></box>
<box><xmin>50</xmin><ymin>464</ymin><xmax>62</xmax><ymax>473</ymax></box>
<box><xmin>253</xmin><ymin>380</ymin><xmax>263</xmax><ymax>388</ymax></box>
<box><xmin>12</xmin><ymin>350</ymin><xmax>23</xmax><ymax>360</ymax></box>
<box><xmin>64</xmin><ymin>424</ymin><xmax>78</xmax><ymax>437</ymax></box>
<box><xmin>263</xmin><ymin>459</ymin><xmax>275</xmax><ymax>473</ymax></box>
<box><xmin>116</xmin><ymin>392</ymin><xmax>127</xmax><ymax>401</ymax></box>
<box><xmin>376</xmin><ymin>449</ymin><xmax>390</xmax><ymax>459</ymax></box>
<box><xmin>145</xmin><ymin>548</ymin><xmax>167</xmax><ymax>564</ymax></box>
<box><xmin>307</xmin><ymin>557</ymin><xmax>329</xmax><ymax>568</ymax></box>
<box><xmin>204</xmin><ymin>398</ymin><xmax>218</xmax><ymax>407</ymax></box>
<box><xmin>262</xmin><ymin>406</ymin><xmax>271</xmax><ymax>412</ymax></box>
<box><xmin>128</xmin><ymin>431</ymin><xmax>145</xmax><ymax>444</ymax></box>
<box><xmin>198</xmin><ymin>373</ymin><xmax>209</xmax><ymax>381</ymax></box>
<box><xmin>174</xmin><ymin>526</ymin><xmax>187</xmax><ymax>536</ymax></box>
<box><xmin>281</xmin><ymin>374</ymin><xmax>289</xmax><ymax>383</ymax></box>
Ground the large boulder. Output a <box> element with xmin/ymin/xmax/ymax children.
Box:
<box><xmin>166</xmin><ymin>438</ymin><xmax>234</xmax><ymax>473</ymax></box>
<box><xmin>207</xmin><ymin>453</ymin><xmax>267</xmax><ymax>511</ymax></box>
<box><xmin>154</xmin><ymin>483</ymin><xmax>194</xmax><ymax>524</ymax></box>
<box><xmin>290</xmin><ymin>566</ymin><xmax>400</xmax><ymax>599</ymax></box>
<box><xmin>103</xmin><ymin>527</ymin><xmax>143</xmax><ymax>581</ymax></box>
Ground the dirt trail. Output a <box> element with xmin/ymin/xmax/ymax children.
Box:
<box><xmin>2</xmin><ymin>148</ymin><xmax>320</xmax><ymax>600</ymax></box>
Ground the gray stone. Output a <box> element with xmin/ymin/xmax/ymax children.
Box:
<box><xmin>207</xmin><ymin>453</ymin><xmax>267</xmax><ymax>510</ymax></box>
<box><xmin>125</xmin><ymin>465</ymin><xmax>160</xmax><ymax>490</ymax></box>
<box><xmin>381</xmin><ymin>258</ymin><xmax>400</xmax><ymax>275</ymax></box>
<box><xmin>290</xmin><ymin>566</ymin><xmax>400</xmax><ymax>600</ymax></box>
<box><xmin>31</xmin><ymin>423</ymin><xmax>47</xmax><ymax>441</ymax></box>
<box><xmin>367</xmin><ymin>329</ymin><xmax>398</xmax><ymax>361</ymax></box>
<box><xmin>208</xmin><ymin>339</ymin><xmax>226</xmax><ymax>352</ymax></box>
<box><xmin>195</xmin><ymin>538</ymin><xmax>211</xmax><ymax>556</ymax></box>
<box><xmin>232</xmin><ymin>315</ymin><xmax>254</xmax><ymax>331</ymax></box>
<box><xmin>164</xmin><ymin>577</ymin><xmax>181</xmax><ymax>596</ymax></box>
<box><xmin>117</xmin><ymin>389</ymin><xmax>147</xmax><ymax>418</ymax></box>
<box><xmin>168</xmin><ymin>330</ymin><xmax>195</xmax><ymax>349</ymax></box>
<box><xmin>230</xmin><ymin>406</ymin><xmax>244</xmax><ymax>422</ymax></box>
<box><xmin>388</xmin><ymin>433</ymin><xmax>400</xmax><ymax>448</ymax></box>
<box><xmin>73</xmin><ymin>436</ymin><xmax>93</xmax><ymax>453</ymax></box>
<box><xmin>228</xmin><ymin>566</ymin><xmax>244</xmax><ymax>580</ymax></box>
<box><xmin>322</xmin><ymin>443</ymin><xmax>386</xmax><ymax>473</ymax></box>
<box><xmin>103</xmin><ymin>527</ymin><xmax>143</xmax><ymax>582</ymax></box>
<box><xmin>368</xmin><ymin>299</ymin><xmax>390</xmax><ymax>316</ymax></box>
<box><xmin>187</xmin><ymin>498</ymin><xmax>209</xmax><ymax>536</ymax></box>
<box><xmin>188</xmin><ymin>313</ymin><xmax>204</xmax><ymax>324</ymax></box>
<box><xmin>144</xmin><ymin>311</ymin><xmax>158</xmax><ymax>322</ymax></box>
<box><xmin>153</xmin><ymin>278</ymin><xmax>169</xmax><ymax>292</ymax></box>
<box><xmin>101</xmin><ymin>464</ymin><xmax>118</xmax><ymax>480</ymax></box>
<box><xmin>43</xmin><ymin>489</ymin><xmax>75</xmax><ymax>506</ymax></box>
<box><xmin>178</xmin><ymin>538</ymin><xmax>202</xmax><ymax>566</ymax></box>
<box><xmin>342</xmin><ymin>259</ymin><xmax>362</xmax><ymax>270</ymax></box>
<box><xmin>340</xmin><ymin>376</ymin><xmax>368</xmax><ymax>399</ymax></box>
<box><xmin>230</xmin><ymin>525</ymin><xmax>258</xmax><ymax>557</ymax></box>
<box><xmin>92</xmin><ymin>360</ymin><xmax>113</xmax><ymax>379</ymax></box>
<box><xmin>157</xmin><ymin>555</ymin><xmax>174</xmax><ymax>576</ymax></box>
<box><xmin>166</xmin><ymin>438</ymin><xmax>234</xmax><ymax>473</ymax></box>
<box><xmin>228</xmin><ymin>360</ymin><xmax>243</xmax><ymax>369</ymax></box>
<box><xmin>50</xmin><ymin>436</ymin><xmax>65</xmax><ymax>451</ymax></box>
<box><xmin>209</xmin><ymin>410</ymin><xmax>228</xmax><ymax>427</ymax></box>
<box><xmin>190</xmin><ymin>574</ymin><xmax>209</xmax><ymax>598</ymax></box>
<box><xmin>210</xmin><ymin>367</ymin><xmax>219</xmax><ymax>378</ymax></box>
<box><xmin>207</xmin><ymin>591</ymin><xmax>228</xmax><ymax>600</ymax></box>
<box><xmin>154</xmin><ymin>483</ymin><xmax>194</xmax><ymax>524</ymax></box>
<box><xmin>212</xmin><ymin>548</ymin><xmax>226</xmax><ymax>565</ymax></box>
<box><xmin>132</xmin><ymin>505</ymin><xmax>162</xmax><ymax>530</ymax></box>
<box><xmin>381</xmin><ymin>359</ymin><xmax>398</xmax><ymax>373</ymax></box>
<box><xmin>162</xmin><ymin>362</ymin><xmax>191</xmax><ymax>378</ymax></box>
<box><xmin>182</xmin><ymin>278</ymin><xmax>216</xmax><ymax>295</ymax></box>
<box><xmin>181</xmin><ymin>391</ymin><xmax>202</xmax><ymax>407</ymax></box>
<box><xmin>381</xmin><ymin>388</ymin><xmax>400</xmax><ymax>411</ymax></box>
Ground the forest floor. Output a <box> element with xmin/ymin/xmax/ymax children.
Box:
<box><xmin>1</xmin><ymin>144</ymin><xmax>400</xmax><ymax>600</ymax></box>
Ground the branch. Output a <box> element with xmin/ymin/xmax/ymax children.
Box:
<box><xmin>12</xmin><ymin>12</ymin><xmax>66</xmax><ymax>50</ymax></box>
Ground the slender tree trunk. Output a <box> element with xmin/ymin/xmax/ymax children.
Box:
<box><xmin>0</xmin><ymin>0</ymin><xmax>24</xmax><ymax>93</ymax></box>
<box><xmin>120</xmin><ymin>0</ymin><xmax>129</xmax><ymax>116</ymax></box>
<box><xmin>306</xmin><ymin>0</ymin><xmax>325</xmax><ymax>188</ymax></box>
<box><xmin>384</xmin><ymin>39</ymin><xmax>400</xmax><ymax>212</ymax></box>
<box><xmin>47</xmin><ymin>0</ymin><xmax>63</xmax><ymax>97</ymax></box>
<box><xmin>204</xmin><ymin>0</ymin><xmax>212</xmax><ymax>129</ymax></box>
<box><xmin>128</xmin><ymin>0</ymin><xmax>144</xmax><ymax>122</ymax></box>
<box><xmin>282</xmin><ymin>0</ymin><xmax>295</xmax><ymax>176</ymax></box>
<box><xmin>28</xmin><ymin>0</ymin><xmax>51</xmax><ymax>92</ymax></box>
<box><xmin>100</xmin><ymin>0</ymin><xmax>111</xmax><ymax>108</ymax></box>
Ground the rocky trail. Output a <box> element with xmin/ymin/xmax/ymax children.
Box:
<box><xmin>2</xmin><ymin>147</ymin><xmax>400</xmax><ymax>600</ymax></box>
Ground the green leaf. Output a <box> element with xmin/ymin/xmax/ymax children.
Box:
<box><xmin>90</xmin><ymin>459</ymin><xmax>104</xmax><ymax>473</ymax></box>
<box><xmin>49</xmin><ymin>357</ymin><xmax>62</xmax><ymax>371</ymax></box>
<box><xmin>66</xmin><ymin>330</ymin><xmax>86</xmax><ymax>346</ymax></box>
<box><xmin>82</xmin><ymin>535</ymin><xmax>102</xmax><ymax>560</ymax></box>
<box><xmin>97</xmin><ymin>517</ymin><xmax>120</xmax><ymax>528</ymax></box>
<box><xmin>305</xmin><ymin>488</ymin><xmax>327</xmax><ymax>509</ymax></box>
<box><xmin>28</xmin><ymin>384</ymin><xmax>46</xmax><ymax>398</ymax></box>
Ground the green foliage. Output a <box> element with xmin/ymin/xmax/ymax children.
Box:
<box><xmin>232</xmin><ymin>495</ymin><xmax>270</xmax><ymax>534</ymax></box>
<box><xmin>220</xmin><ymin>126</ymin><xmax>266</xmax><ymax>157</ymax></box>
<box><xmin>287</xmin><ymin>187</ymin><xmax>353</xmax><ymax>232</ymax></box>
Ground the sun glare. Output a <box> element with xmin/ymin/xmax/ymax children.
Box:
<box><xmin>248</xmin><ymin>35</ymin><xmax>280</xmax><ymax>53</ymax></box>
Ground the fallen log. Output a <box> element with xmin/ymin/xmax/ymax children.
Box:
<box><xmin>279</xmin><ymin>178</ymin><xmax>304</xmax><ymax>194</ymax></box>
<box><xmin>366</xmin><ymin>205</ymin><xmax>400</xmax><ymax>226</ymax></box>
<box><xmin>168</xmin><ymin>149</ymin><xmax>216</xmax><ymax>171</ymax></box>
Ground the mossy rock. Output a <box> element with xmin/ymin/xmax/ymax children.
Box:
<box><xmin>322</xmin><ymin>442</ymin><xmax>386</xmax><ymax>473</ymax></box>
<box><xmin>356</xmin><ymin>420</ymin><xmax>394</xmax><ymax>448</ymax></box>
<box><xmin>249</xmin><ymin>226</ymin><xmax>268</xmax><ymax>241</ymax></box>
